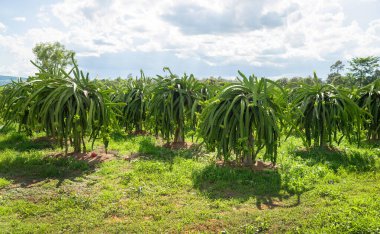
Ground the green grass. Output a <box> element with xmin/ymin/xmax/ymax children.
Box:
<box><xmin>0</xmin><ymin>131</ymin><xmax>379</xmax><ymax>233</ymax></box>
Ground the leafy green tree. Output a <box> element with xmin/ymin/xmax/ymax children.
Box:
<box><xmin>330</xmin><ymin>60</ymin><xmax>345</xmax><ymax>74</ymax></box>
<box><xmin>200</xmin><ymin>72</ymin><xmax>286</xmax><ymax>166</ymax></box>
<box><xmin>326</xmin><ymin>74</ymin><xmax>355</xmax><ymax>88</ymax></box>
<box><xmin>327</xmin><ymin>60</ymin><xmax>346</xmax><ymax>85</ymax></box>
<box><xmin>349</xmin><ymin>56</ymin><xmax>380</xmax><ymax>87</ymax></box>
<box><xmin>275</xmin><ymin>77</ymin><xmax>289</xmax><ymax>88</ymax></box>
<box><xmin>32</xmin><ymin>42</ymin><xmax>76</xmax><ymax>72</ymax></box>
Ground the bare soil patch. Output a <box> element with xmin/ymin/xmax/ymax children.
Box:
<box><xmin>49</xmin><ymin>151</ymin><xmax>117</xmax><ymax>165</ymax></box>
<box><xmin>129</xmin><ymin>130</ymin><xmax>149</xmax><ymax>136</ymax></box>
<box><xmin>162</xmin><ymin>141</ymin><xmax>193</xmax><ymax>150</ymax></box>
<box><xmin>32</xmin><ymin>136</ymin><xmax>56</xmax><ymax>144</ymax></box>
<box><xmin>185</xmin><ymin>219</ymin><xmax>225</xmax><ymax>233</ymax></box>
<box><xmin>215</xmin><ymin>160</ymin><xmax>277</xmax><ymax>171</ymax></box>
<box><xmin>123</xmin><ymin>152</ymin><xmax>146</xmax><ymax>162</ymax></box>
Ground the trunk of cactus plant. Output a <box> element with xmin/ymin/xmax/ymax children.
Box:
<box><xmin>243</xmin><ymin>132</ymin><xmax>255</xmax><ymax>166</ymax></box>
<box><xmin>174</xmin><ymin>125</ymin><xmax>184</xmax><ymax>143</ymax></box>
<box><xmin>136</xmin><ymin>121</ymin><xmax>142</xmax><ymax>132</ymax></box>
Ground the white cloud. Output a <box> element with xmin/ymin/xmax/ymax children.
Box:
<box><xmin>0</xmin><ymin>0</ymin><xmax>379</xmax><ymax>77</ymax></box>
<box><xmin>0</xmin><ymin>26</ymin><xmax>64</xmax><ymax>76</ymax></box>
<box><xmin>0</xmin><ymin>33</ymin><xmax>34</xmax><ymax>76</ymax></box>
<box><xmin>12</xmin><ymin>17</ymin><xmax>26</xmax><ymax>22</ymax></box>
<box><xmin>347</xmin><ymin>19</ymin><xmax>380</xmax><ymax>57</ymax></box>
<box><xmin>46</xmin><ymin>0</ymin><xmax>379</xmax><ymax>65</ymax></box>
<box><xmin>0</xmin><ymin>22</ymin><xmax>5</xmax><ymax>32</ymax></box>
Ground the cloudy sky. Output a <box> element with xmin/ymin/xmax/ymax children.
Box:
<box><xmin>0</xmin><ymin>0</ymin><xmax>380</xmax><ymax>79</ymax></box>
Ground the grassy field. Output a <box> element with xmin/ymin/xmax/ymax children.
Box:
<box><xmin>0</xmin><ymin>129</ymin><xmax>379</xmax><ymax>233</ymax></box>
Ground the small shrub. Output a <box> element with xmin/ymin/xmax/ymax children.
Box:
<box><xmin>281</xmin><ymin>160</ymin><xmax>330</xmax><ymax>199</ymax></box>
<box><xmin>0</xmin><ymin>178</ymin><xmax>11</xmax><ymax>188</ymax></box>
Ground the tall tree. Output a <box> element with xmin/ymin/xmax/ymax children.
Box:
<box><xmin>326</xmin><ymin>60</ymin><xmax>347</xmax><ymax>86</ymax></box>
<box><xmin>330</xmin><ymin>60</ymin><xmax>345</xmax><ymax>74</ymax></box>
<box><xmin>349</xmin><ymin>56</ymin><xmax>380</xmax><ymax>87</ymax></box>
<box><xmin>32</xmin><ymin>42</ymin><xmax>76</xmax><ymax>72</ymax></box>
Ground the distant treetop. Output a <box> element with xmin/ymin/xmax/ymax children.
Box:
<box><xmin>32</xmin><ymin>42</ymin><xmax>76</xmax><ymax>72</ymax></box>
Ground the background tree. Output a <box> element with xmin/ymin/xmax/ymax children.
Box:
<box><xmin>330</xmin><ymin>60</ymin><xmax>345</xmax><ymax>74</ymax></box>
<box><xmin>327</xmin><ymin>60</ymin><xmax>345</xmax><ymax>85</ymax></box>
<box><xmin>275</xmin><ymin>77</ymin><xmax>289</xmax><ymax>88</ymax></box>
<box><xmin>32</xmin><ymin>42</ymin><xmax>76</xmax><ymax>72</ymax></box>
<box><xmin>349</xmin><ymin>56</ymin><xmax>380</xmax><ymax>87</ymax></box>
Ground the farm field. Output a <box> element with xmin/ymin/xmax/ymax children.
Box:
<box><xmin>1</xmin><ymin>1</ymin><xmax>380</xmax><ymax>233</ymax></box>
<box><xmin>0</xmin><ymin>129</ymin><xmax>379</xmax><ymax>233</ymax></box>
<box><xmin>1</xmin><ymin>50</ymin><xmax>380</xmax><ymax>233</ymax></box>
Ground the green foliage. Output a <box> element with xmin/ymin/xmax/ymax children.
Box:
<box><xmin>281</xmin><ymin>161</ymin><xmax>329</xmax><ymax>198</ymax></box>
<box><xmin>32</xmin><ymin>42</ymin><xmax>76</xmax><ymax>72</ymax></box>
<box><xmin>200</xmin><ymin>72</ymin><xmax>285</xmax><ymax>165</ymax></box>
<box><xmin>358</xmin><ymin>79</ymin><xmax>380</xmax><ymax>141</ymax></box>
<box><xmin>326</xmin><ymin>60</ymin><xmax>352</xmax><ymax>87</ymax></box>
<box><xmin>276</xmin><ymin>76</ymin><xmax>320</xmax><ymax>90</ymax></box>
<box><xmin>326</xmin><ymin>74</ymin><xmax>355</xmax><ymax>87</ymax></box>
<box><xmin>330</xmin><ymin>60</ymin><xmax>345</xmax><ymax>74</ymax></box>
<box><xmin>290</xmin><ymin>72</ymin><xmax>363</xmax><ymax>147</ymax></box>
<box><xmin>349</xmin><ymin>56</ymin><xmax>380</xmax><ymax>87</ymax></box>
<box><xmin>0</xmin><ymin>178</ymin><xmax>11</xmax><ymax>188</ymax></box>
<box><xmin>0</xmin><ymin>79</ymin><xmax>34</xmax><ymax>134</ymax></box>
<box><xmin>149</xmin><ymin>68</ymin><xmax>203</xmax><ymax>143</ymax></box>
<box><xmin>0</xmin><ymin>57</ymin><xmax>112</xmax><ymax>154</ymax></box>
<box><xmin>112</xmin><ymin>70</ymin><xmax>152</xmax><ymax>132</ymax></box>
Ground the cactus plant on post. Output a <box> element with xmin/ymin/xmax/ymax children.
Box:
<box><xmin>200</xmin><ymin>71</ymin><xmax>285</xmax><ymax>166</ymax></box>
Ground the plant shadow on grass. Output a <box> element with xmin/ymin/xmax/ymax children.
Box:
<box><xmin>111</xmin><ymin>131</ymin><xmax>152</xmax><ymax>142</ymax></box>
<box><xmin>0</xmin><ymin>132</ymin><xmax>96</xmax><ymax>188</ymax></box>
<box><xmin>0</xmin><ymin>132</ymin><xmax>55</xmax><ymax>152</ymax></box>
<box><xmin>192</xmin><ymin>165</ymin><xmax>295</xmax><ymax>209</ymax></box>
<box><xmin>294</xmin><ymin>147</ymin><xmax>377</xmax><ymax>172</ymax></box>
<box><xmin>358</xmin><ymin>139</ymin><xmax>380</xmax><ymax>149</ymax></box>
<box><xmin>112</xmin><ymin>131</ymin><xmax>200</xmax><ymax>159</ymax></box>
<box><xmin>0</xmin><ymin>154</ymin><xmax>95</xmax><ymax>189</ymax></box>
<box><xmin>134</xmin><ymin>136</ymin><xmax>298</xmax><ymax>208</ymax></box>
<box><xmin>133</xmin><ymin>137</ymin><xmax>198</xmax><ymax>170</ymax></box>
